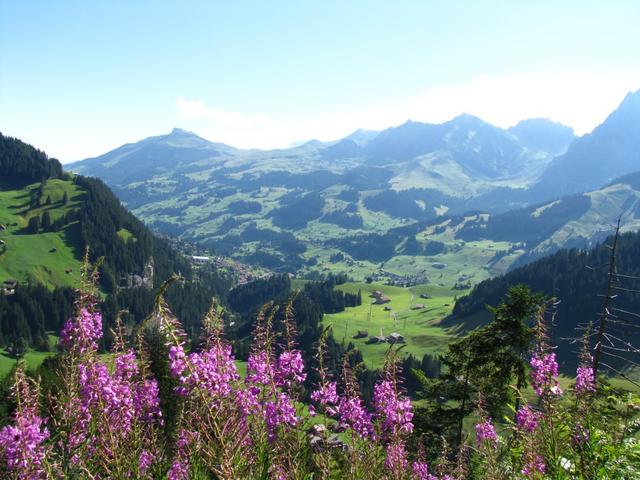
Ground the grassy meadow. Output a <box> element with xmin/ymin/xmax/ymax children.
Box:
<box><xmin>322</xmin><ymin>282</ymin><xmax>458</xmax><ymax>370</ymax></box>
<box><xmin>0</xmin><ymin>179</ymin><xmax>85</xmax><ymax>289</ymax></box>
<box><xmin>0</xmin><ymin>334</ymin><xmax>59</xmax><ymax>377</ymax></box>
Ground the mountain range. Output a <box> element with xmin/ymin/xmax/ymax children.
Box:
<box><xmin>69</xmin><ymin>89</ymin><xmax>640</xmax><ymax>279</ymax></box>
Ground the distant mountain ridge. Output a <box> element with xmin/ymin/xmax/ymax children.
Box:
<box><xmin>67</xmin><ymin>89</ymin><xmax>639</xmax><ymax>275</ymax></box>
<box><xmin>532</xmin><ymin>89</ymin><xmax>640</xmax><ymax>200</ymax></box>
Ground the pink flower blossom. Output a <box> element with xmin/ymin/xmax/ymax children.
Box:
<box><xmin>246</xmin><ymin>351</ymin><xmax>273</xmax><ymax>386</ymax></box>
<box><xmin>337</xmin><ymin>396</ymin><xmax>374</xmax><ymax>439</ymax></box>
<box><xmin>60</xmin><ymin>308</ymin><xmax>102</xmax><ymax>354</ymax></box>
<box><xmin>384</xmin><ymin>441</ymin><xmax>408</xmax><ymax>472</ymax></box>
<box><xmin>516</xmin><ymin>405</ymin><xmax>540</xmax><ymax>432</ymax></box>
<box><xmin>475</xmin><ymin>419</ymin><xmax>498</xmax><ymax>448</ymax></box>
<box><xmin>575</xmin><ymin>365</ymin><xmax>595</xmax><ymax>394</ymax></box>
<box><xmin>412</xmin><ymin>461</ymin><xmax>438</xmax><ymax>480</ymax></box>
<box><xmin>0</xmin><ymin>412</ymin><xmax>49</xmax><ymax>479</ymax></box>
<box><xmin>264</xmin><ymin>392</ymin><xmax>298</xmax><ymax>441</ymax></box>
<box><xmin>138</xmin><ymin>449</ymin><xmax>155</xmax><ymax>476</ymax></box>
<box><xmin>310</xmin><ymin>381</ymin><xmax>339</xmax><ymax>413</ymax></box>
<box><xmin>275</xmin><ymin>350</ymin><xmax>306</xmax><ymax>387</ymax></box>
<box><xmin>373</xmin><ymin>379</ymin><xmax>414</xmax><ymax>435</ymax></box>
<box><xmin>530</xmin><ymin>352</ymin><xmax>562</xmax><ymax>396</ymax></box>
<box><xmin>522</xmin><ymin>454</ymin><xmax>546</xmax><ymax>476</ymax></box>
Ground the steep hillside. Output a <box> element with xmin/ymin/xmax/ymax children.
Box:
<box><xmin>455</xmin><ymin>171</ymin><xmax>640</xmax><ymax>266</ymax></box>
<box><xmin>451</xmin><ymin>229</ymin><xmax>640</xmax><ymax>369</ymax></box>
<box><xmin>532</xmin><ymin>89</ymin><xmax>640</xmax><ymax>200</ymax></box>
<box><xmin>0</xmin><ymin>133</ymin><xmax>230</xmax><ymax>352</ymax></box>
<box><xmin>0</xmin><ymin>177</ymin><xmax>85</xmax><ymax>288</ymax></box>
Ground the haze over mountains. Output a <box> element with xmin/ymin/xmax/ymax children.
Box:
<box><xmin>69</xmin><ymin>89</ymin><xmax>640</xmax><ymax>276</ymax></box>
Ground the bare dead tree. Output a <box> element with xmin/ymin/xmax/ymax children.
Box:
<box><xmin>592</xmin><ymin>217</ymin><xmax>621</xmax><ymax>379</ymax></box>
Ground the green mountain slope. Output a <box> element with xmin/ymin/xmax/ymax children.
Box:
<box><xmin>0</xmin><ymin>178</ymin><xmax>84</xmax><ymax>288</ymax></box>
<box><xmin>451</xmin><ymin>229</ymin><xmax>640</xmax><ymax>370</ymax></box>
<box><xmin>0</xmin><ymin>133</ymin><xmax>230</xmax><ymax>354</ymax></box>
<box><xmin>455</xmin><ymin>171</ymin><xmax>640</xmax><ymax>267</ymax></box>
<box><xmin>69</xmin><ymin>114</ymin><xmax>573</xmax><ymax>274</ymax></box>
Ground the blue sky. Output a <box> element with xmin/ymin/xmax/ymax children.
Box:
<box><xmin>1</xmin><ymin>1</ymin><xmax>639</xmax><ymax>161</ymax></box>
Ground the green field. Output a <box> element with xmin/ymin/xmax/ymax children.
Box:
<box><xmin>0</xmin><ymin>179</ymin><xmax>85</xmax><ymax>288</ymax></box>
<box><xmin>322</xmin><ymin>282</ymin><xmax>458</xmax><ymax>370</ymax></box>
<box><xmin>0</xmin><ymin>334</ymin><xmax>59</xmax><ymax>377</ymax></box>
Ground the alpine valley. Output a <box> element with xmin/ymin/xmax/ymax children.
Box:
<box><xmin>70</xmin><ymin>89</ymin><xmax>640</xmax><ymax>286</ymax></box>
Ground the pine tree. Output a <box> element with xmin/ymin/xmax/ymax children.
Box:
<box><xmin>27</xmin><ymin>216</ymin><xmax>40</xmax><ymax>234</ymax></box>
<box><xmin>41</xmin><ymin>210</ymin><xmax>52</xmax><ymax>231</ymax></box>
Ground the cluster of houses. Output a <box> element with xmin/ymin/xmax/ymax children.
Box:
<box><xmin>353</xmin><ymin>329</ymin><xmax>405</xmax><ymax>344</ymax></box>
<box><xmin>365</xmin><ymin>268</ymin><xmax>428</xmax><ymax>287</ymax></box>
<box><xmin>189</xmin><ymin>254</ymin><xmax>271</xmax><ymax>286</ymax></box>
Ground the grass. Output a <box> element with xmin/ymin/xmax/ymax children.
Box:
<box><xmin>322</xmin><ymin>282</ymin><xmax>457</xmax><ymax>370</ymax></box>
<box><xmin>0</xmin><ymin>179</ymin><xmax>85</xmax><ymax>289</ymax></box>
<box><xmin>0</xmin><ymin>334</ymin><xmax>59</xmax><ymax>378</ymax></box>
<box><xmin>117</xmin><ymin>228</ymin><xmax>136</xmax><ymax>242</ymax></box>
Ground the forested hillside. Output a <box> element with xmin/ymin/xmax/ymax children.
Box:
<box><xmin>0</xmin><ymin>133</ymin><xmax>231</xmax><ymax>353</ymax></box>
<box><xmin>453</xmin><ymin>229</ymin><xmax>640</xmax><ymax>368</ymax></box>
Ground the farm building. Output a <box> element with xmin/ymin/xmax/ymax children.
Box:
<box><xmin>2</xmin><ymin>279</ymin><xmax>17</xmax><ymax>295</ymax></box>
<box><xmin>191</xmin><ymin>255</ymin><xmax>211</xmax><ymax>265</ymax></box>
<box><xmin>366</xmin><ymin>335</ymin><xmax>388</xmax><ymax>344</ymax></box>
<box><xmin>370</xmin><ymin>290</ymin><xmax>391</xmax><ymax>304</ymax></box>
<box><xmin>387</xmin><ymin>332</ymin><xmax>405</xmax><ymax>344</ymax></box>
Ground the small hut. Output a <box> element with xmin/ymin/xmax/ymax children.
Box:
<box><xmin>387</xmin><ymin>332</ymin><xmax>405</xmax><ymax>344</ymax></box>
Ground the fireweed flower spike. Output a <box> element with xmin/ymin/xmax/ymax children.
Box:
<box><xmin>475</xmin><ymin>418</ymin><xmax>498</xmax><ymax>448</ymax></box>
<box><xmin>515</xmin><ymin>404</ymin><xmax>540</xmax><ymax>433</ymax></box>
<box><xmin>575</xmin><ymin>364</ymin><xmax>596</xmax><ymax>394</ymax></box>
<box><xmin>0</xmin><ymin>368</ymin><xmax>50</xmax><ymax>480</ymax></box>
<box><xmin>530</xmin><ymin>351</ymin><xmax>562</xmax><ymax>396</ymax></box>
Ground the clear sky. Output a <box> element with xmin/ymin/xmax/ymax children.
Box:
<box><xmin>1</xmin><ymin>1</ymin><xmax>640</xmax><ymax>162</ymax></box>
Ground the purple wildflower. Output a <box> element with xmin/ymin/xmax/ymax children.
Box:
<box><xmin>246</xmin><ymin>351</ymin><xmax>273</xmax><ymax>386</ymax></box>
<box><xmin>475</xmin><ymin>419</ymin><xmax>498</xmax><ymax>448</ymax></box>
<box><xmin>0</xmin><ymin>413</ymin><xmax>49</xmax><ymax>479</ymax></box>
<box><xmin>310</xmin><ymin>381</ymin><xmax>339</xmax><ymax>415</ymax></box>
<box><xmin>384</xmin><ymin>441</ymin><xmax>408</xmax><ymax>472</ymax></box>
<box><xmin>337</xmin><ymin>396</ymin><xmax>374</xmax><ymax>439</ymax></box>
<box><xmin>167</xmin><ymin>429</ymin><xmax>198</xmax><ymax>480</ymax></box>
<box><xmin>139</xmin><ymin>449</ymin><xmax>155</xmax><ymax>476</ymax></box>
<box><xmin>412</xmin><ymin>461</ymin><xmax>438</xmax><ymax>480</ymax></box>
<box><xmin>275</xmin><ymin>350</ymin><xmax>307</xmax><ymax>387</ymax></box>
<box><xmin>134</xmin><ymin>379</ymin><xmax>163</xmax><ymax>425</ymax></box>
<box><xmin>0</xmin><ymin>370</ymin><xmax>49</xmax><ymax>480</ymax></box>
<box><xmin>530</xmin><ymin>352</ymin><xmax>562</xmax><ymax>396</ymax></box>
<box><xmin>373</xmin><ymin>379</ymin><xmax>414</xmax><ymax>435</ymax></box>
<box><xmin>264</xmin><ymin>392</ymin><xmax>298</xmax><ymax>441</ymax></box>
<box><xmin>60</xmin><ymin>308</ymin><xmax>102</xmax><ymax>354</ymax></box>
<box><xmin>522</xmin><ymin>454</ymin><xmax>546</xmax><ymax>476</ymax></box>
<box><xmin>516</xmin><ymin>405</ymin><xmax>540</xmax><ymax>432</ymax></box>
<box><xmin>571</xmin><ymin>423</ymin><xmax>590</xmax><ymax>447</ymax></box>
<box><xmin>168</xmin><ymin>344</ymin><xmax>187</xmax><ymax>378</ymax></box>
<box><xmin>183</xmin><ymin>344</ymin><xmax>239</xmax><ymax>398</ymax></box>
<box><xmin>575</xmin><ymin>365</ymin><xmax>595</xmax><ymax>394</ymax></box>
